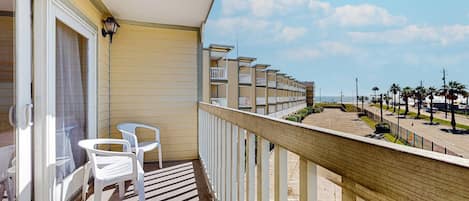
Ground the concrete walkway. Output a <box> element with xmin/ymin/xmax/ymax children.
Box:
<box><xmin>365</xmin><ymin>105</ymin><xmax>469</xmax><ymax>158</ymax></box>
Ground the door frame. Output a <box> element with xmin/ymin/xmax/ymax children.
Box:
<box><xmin>33</xmin><ymin>0</ymin><xmax>98</xmax><ymax>200</ymax></box>
<box><xmin>15</xmin><ymin>0</ymin><xmax>32</xmax><ymax>200</ymax></box>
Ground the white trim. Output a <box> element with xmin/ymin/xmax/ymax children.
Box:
<box><xmin>34</xmin><ymin>0</ymin><xmax>98</xmax><ymax>200</ymax></box>
<box><xmin>15</xmin><ymin>0</ymin><xmax>33</xmax><ymax>200</ymax></box>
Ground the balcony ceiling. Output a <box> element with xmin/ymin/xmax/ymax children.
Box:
<box><xmin>101</xmin><ymin>0</ymin><xmax>214</xmax><ymax>28</ymax></box>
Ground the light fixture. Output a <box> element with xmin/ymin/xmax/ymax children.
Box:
<box><xmin>101</xmin><ymin>17</ymin><xmax>120</xmax><ymax>43</ymax></box>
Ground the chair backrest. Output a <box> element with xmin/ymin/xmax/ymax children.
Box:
<box><xmin>78</xmin><ymin>139</ymin><xmax>132</xmax><ymax>176</ymax></box>
<box><xmin>0</xmin><ymin>145</ymin><xmax>15</xmax><ymax>178</ymax></box>
<box><xmin>117</xmin><ymin>123</ymin><xmax>161</xmax><ymax>144</ymax></box>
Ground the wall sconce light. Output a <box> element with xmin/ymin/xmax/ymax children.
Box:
<box><xmin>101</xmin><ymin>17</ymin><xmax>120</xmax><ymax>43</ymax></box>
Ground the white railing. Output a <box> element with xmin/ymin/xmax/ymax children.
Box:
<box><xmin>269</xmin><ymin>105</ymin><xmax>276</xmax><ymax>114</ymax></box>
<box><xmin>268</xmin><ymin>80</ymin><xmax>277</xmax><ymax>88</ymax></box>
<box><xmin>256</xmin><ymin>107</ymin><xmax>265</xmax><ymax>115</ymax></box>
<box><xmin>256</xmin><ymin>97</ymin><xmax>266</xmax><ymax>105</ymax></box>
<box><xmin>238</xmin><ymin>97</ymin><xmax>251</xmax><ymax>108</ymax></box>
<box><xmin>211</xmin><ymin>98</ymin><xmax>227</xmax><ymax>107</ymax></box>
<box><xmin>198</xmin><ymin>102</ymin><xmax>469</xmax><ymax>201</ymax></box>
<box><xmin>210</xmin><ymin>67</ymin><xmax>228</xmax><ymax>80</ymax></box>
<box><xmin>239</xmin><ymin>73</ymin><xmax>251</xmax><ymax>84</ymax></box>
<box><xmin>256</xmin><ymin>77</ymin><xmax>266</xmax><ymax>86</ymax></box>
<box><xmin>268</xmin><ymin>96</ymin><xmax>276</xmax><ymax>104</ymax></box>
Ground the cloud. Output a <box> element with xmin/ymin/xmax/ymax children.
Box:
<box><xmin>275</xmin><ymin>26</ymin><xmax>307</xmax><ymax>42</ymax></box>
<box><xmin>348</xmin><ymin>24</ymin><xmax>469</xmax><ymax>45</ymax></box>
<box><xmin>283</xmin><ymin>41</ymin><xmax>359</xmax><ymax>60</ymax></box>
<box><xmin>221</xmin><ymin>0</ymin><xmax>249</xmax><ymax>16</ymax></box>
<box><xmin>316</xmin><ymin>4</ymin><xmax>406</xmax><ymax>27</ymax></box>
<box><xmin>308</xmin><ymin>0</ymin><xmax>331</xmax><ymax>14</ymax></box>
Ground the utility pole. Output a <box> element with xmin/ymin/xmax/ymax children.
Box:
<box><xmin>443</xmin><ymin>68</ymin><xmax>448</xmax><ymax>119</ymax></box>
<box><xmin>396</xmin><ymin>91</ymin><xmax>401</xmax><ymax>142</ymax></box>
<box><xmin>319</xmin><ymin>88</ymin><xmax>322</xmax><ymax>103</ymax></box>
<box><xmin>356</xmin><ymin>78</ymin><xmax>359</xmax><ymax>111</ymax></box>
<box><xmin>340</xmin><ymin>90</ymin><xmax>343</xmax><ymax>104</ymax></box>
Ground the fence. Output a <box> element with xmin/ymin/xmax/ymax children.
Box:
<box><xmin>364</xmin><ymin>109</ymin><xmax>461</xmax><ymax>157</ymax></box>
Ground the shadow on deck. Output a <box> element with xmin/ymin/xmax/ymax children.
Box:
<box><xmin>83</xmin><ymin>160</ymin><xmax>212</xmax><ymax>201</ymax></box>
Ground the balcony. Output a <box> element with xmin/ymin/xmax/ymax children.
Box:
<box><xmin>239</xmin><ymin>73</ymin><xmax>251</xmax><ymax>84</ymax></box>
<box><xmin>210</xmin><ymin>97</ymin><xmax>227</xmax><ymax>107</ymax></box>
<box><xmin>210</xmin><ymin>67</ymin><xmax>227</xmax><ymax>80</ymax></box>
<box><xmin>238</xmin><ymin>96</ymin><xmax>251</xmax><ymax>108</ymax></box>
<box><xmin>268</xmin><ymin>96</ymin><xmax>276</xmax><ymax>104</ymax></box>
<box><xmin>256</xmin><ymin>97</ymin><xmax>266</xmax><ymax>105</ymax></box>
<box><xmin>198</xmin><ymin>102</ymin><xmax>469</xmax><ymax>201</ymax></box>
<box><xmin>268</xmin><ymin>80</ymin><xmax>277</xmax><ymax>88</ymax></box>
<box><xmin>256</xmin><ymin>77</ymin><xmax>266</xmax><ymax>86</ymax></box>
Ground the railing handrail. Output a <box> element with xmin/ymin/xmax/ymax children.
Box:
<box><xmin>198</xmin><ymin>102</ymin><xmax>469</xmax><ymax>201</ymax></box>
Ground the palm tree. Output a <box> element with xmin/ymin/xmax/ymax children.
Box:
<box><xmin>372</xmin><ymin>86</ymin><xmax>379</xmax><ymax>103</ymax></box>
<box><xmin>385</xmin><ymin>91</ymin><xmax>390</xmax><ymax>110</ymax></box>
<box><xmin>414</xmin><ymin>86</ymin><xmax>427</xmax><ymax>119</ymax></box>
<box><xmin>427</xmin><ymin>87</ymin><xmax>437</xmax><ymax>125</ymax></box>
<box><xmin>390</xmin><ymin>83</ymin><xmax>400</xmax><ymax>113</ymax></box>
<box><xmin>445</xmin><ymin>81</ymin><xmax>466</xmax><ymax>131</ymax></box>
<box><xmin>463</xmin><ymin>90</ymin><xmax>469</xmax><ymax>118</ymax></box>
<box><xmin>401</xmin><ymin>87</ymin><xmax>413</xmax><ymax>116</ymax></box>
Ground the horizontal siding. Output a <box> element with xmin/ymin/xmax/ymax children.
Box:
<box><xmin>110</xmin><ymin>23</ymin><xmax>199</xmax><ymax>161</ymax></box>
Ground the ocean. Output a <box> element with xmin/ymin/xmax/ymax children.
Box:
<box><xmin>315</xmin><ymin>96</ymin><xmax>358</xmax><ymax>104</ymax></box>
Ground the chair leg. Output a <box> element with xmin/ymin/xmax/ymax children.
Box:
<box><xmin>5</xmin><ymin>178</ymin><xmax>13</xmax><ymax>201</ymax></box>
<box><xmin>158</xmin><ymin>145</ymin><xmax>163</xmax><ymax>169</ymax></box>
<box><xmin>137</xmin><ymin>151</ymin><xmax>144</xmax><ymax>167</ymax></box>
<box><xmin>132</xmin><ymin>179</ymin><xmax>138</xmax><ymax>195</ymax></box>
<box><xmin>82</xmin><ymin>162</ymin><xmax>91</xmax><ymax>201</ymax></box>
<box><xmin>93</xmin><ymin>182</ymin><xmax>103</xmax><ymax>201</ymax></box>
<box><xmin>0</xmin><ymin>182</ymin><xmax>5</xmax><ymax>200</ymax></box>
<box><xmin>118</xmin><ymin>181</ymin><xmax>125</xmax><ymax>198</ymax></box>
<box><xmin>136</xmin><ymin>174</ymin><xmax>145</xmax><ymax>201</ymax></box>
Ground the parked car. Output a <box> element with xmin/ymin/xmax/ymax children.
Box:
<box><xmin>426</xmin><ymin>107</ymin><xmax>438</xmax><ymax>113</ymax></box>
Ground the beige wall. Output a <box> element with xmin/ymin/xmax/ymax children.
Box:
<box><xmin>202</xmin><ymin>49</ymin><xmax>210</xmax><ymax>102</ymax></box>
<box><xmin>110</xmin><ymin>22</ymin><xmax>199</xmax><ymax>161</ymax></box>
<box><xmin>227</xmin><ymin>60</ymin><xmax>238</xmax><ymax>108</ymax></box>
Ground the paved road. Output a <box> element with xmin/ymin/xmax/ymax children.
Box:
<box><xmin>302</xmin><ymin>108</ymin><xmax>374</xmax><ymax>137</ymax></box>
<box><xmin>365</xmin><ymin>105</ymin><xmax>469</xmax><ymax>158</ymax></box>
<box><xmin>383</xmin><ymin>103</ymin><xmax>469</xmax><ymax>126</ymax></box>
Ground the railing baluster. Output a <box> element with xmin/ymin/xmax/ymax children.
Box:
<box><xmin>274</xmin><ymin>145</ymin><xmax>288</xmax><ymax>201</ymax></box>
<box><xmin>225</xmin><ymin>122</ymin><xmax>232</xmax><ymax>201</ymax></box>
<box><xmin>231</xmin><ymin>125</ymin><xmax>239</xmax><ymax>201</ymax></box>
<box><xmin>216</xmin><ymin>116</ymin><xmax>221</xmax><ymax>199</ymax></box>
<box><xmin>220</xmin><ymin>119</ymin><xmax>226</xmax><ymax>200</ymax></box>
<box><xmin>300</xmin><ymin>157</ymin><xmax>317</xmax><ymax>201</ymax></box>
<box><xmin>210</xmin><ymin>114</ymin><xmax>215</xmax><ymax>189</ymax></box>
<box><xmin>246</xmin><ymin>132</ymin><xmax>256</xmax><ymax>201</ymax></box>
<box><xmin>238</xmin><ymin>129</ymin><xmax>246</xmax><ymax>201</ymax></box>
<box><xmin>257</xmin><ymin>137</ymin><xmax>270</xmax><ymax>201</ymax></box>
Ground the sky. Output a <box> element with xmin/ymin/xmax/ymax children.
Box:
<box><xmin>203</xmin><ymin>0</ymin><xmax>469</xmax><ymax>96</ymax></box>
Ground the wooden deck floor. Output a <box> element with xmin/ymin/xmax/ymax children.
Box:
<box><xmin>83</xmin><ymin>160</ymin><xmax>212</xmax><ymax>201</ymax></box>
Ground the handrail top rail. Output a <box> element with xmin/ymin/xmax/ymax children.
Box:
<box><xmin>198</xmin><ymin>102</ymin><xmax>469</xmax><ymax>169</ymax></box>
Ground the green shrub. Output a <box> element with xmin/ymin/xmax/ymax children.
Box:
<box><xmin>375</xmin><ymin>123</ymin><xmax>391</xmax><ymax>133</ymax></box>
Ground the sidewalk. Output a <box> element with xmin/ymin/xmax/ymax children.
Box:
<box><xmin>365</xmin><ymin>105</ymin><xmax>469</xmax><ymax>158</ymax></box>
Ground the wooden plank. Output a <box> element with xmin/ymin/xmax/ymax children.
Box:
<box><xmin>225</xmin><ymin>122</ymin><xmax>232</xmax><ymax>201</ymax></box>
<box><xmin>246</xmin><ymin>133</ymin><xmax>256</xmax><ymax>201</ymax></box>
<box><xmin>300</xmin><ymin>157</ymin><xmax>317</xmax><ymax>201</ymax></box>
<box><xmin>231</xmin><ymin>125</ymin><xmax>239</xmax><ymax>201</ymax></box>
<box><xmin>220</xmin><ymin>120</ymin><xmax>226</xmax><ymax>200</ymax></box>
<box><xmin>199</xmin><ymin>102</ymin><xmax>469</xmax><ymax>201</ymax></box>
<box><xmin>274</xmin><ymin>146</ymin><xmax>288</xmax><ymax>201</ymax></box>
<box><xmin>238</xmin><ymin>129</ymin><xmax>246</xmax><ymax>201</ymax></box>
<box><xmin>257</xmin><ymin>137</ymin><xmax>270</xmax><ymax>201</ymax></box>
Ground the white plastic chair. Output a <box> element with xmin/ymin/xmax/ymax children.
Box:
<box><xmin>117</xmin><ymin>123</ymin><xmax>163</xmax><ymax>168</ymax></box>
<box><xmin>0</xmin><ymin>145</ymin><xmax>15</xmax><ymax>201</ymax></box>
<box><xmin>79</xmin><ymin>139</ymin><xmax>145</xmax><ymax>201</ymax></box>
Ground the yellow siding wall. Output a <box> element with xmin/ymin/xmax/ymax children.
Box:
<box><xmin>227</xmin><ymin>60</ymin><xmax>238</xmax><ymax>108</ymax></box>
<box><xmin>0</xmin><ymin>16</ymin><xmax>14</xmax><ymax>135</ymax></box>
<box><xmin>110</xmin><ymin>23</ymin><xmax>199</xmax><ymax>161</ymax></box>
<box><xmin>70</xmin><ymin>0</ymin><xmax>110</xmax><ymax>139</ymax></box>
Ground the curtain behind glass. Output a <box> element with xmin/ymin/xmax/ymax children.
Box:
<box><xmin>55</xmin><ymin>21</ymin><xmax>87</xmax><ymax>183</ymax></box>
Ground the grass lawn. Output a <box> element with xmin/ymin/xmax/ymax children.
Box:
<box><xmin>371</xmin><ymin>104</ymin><xmax>469</xmax><ymax>130</ymax></box>
<box><xmin>360</xmin><ymin>116</ymin><xmax>407</xmax><ymax>145</ymax></box>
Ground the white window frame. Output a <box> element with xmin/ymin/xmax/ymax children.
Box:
<box><xmin>33</xmin><ymin>0</ymin><xmax>97</xmax><ymax>200</ymax></box>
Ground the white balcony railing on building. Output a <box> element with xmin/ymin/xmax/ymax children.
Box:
<box><xmin>238</xmin><ymin>97</ymin><xmax>251</xmax><ymax>108</ymax></box>
<box><xmin>197</xmin><ymin>102</ymin><xmax>469</xmax><ymax>201</ymax></box>
<box><xmin>268</xmin><ymin>80</ymin><xmax>276</xmax><ymax>88</ymax></box>
<box><xmin>268</xmin><ymin>96</ymin><xmax>276</xmax><ymax>104</ymax></box>
<box><xmin>256</xmin><ymin>97</ymin><xmax>266</xmax><ymax>105</ymax></box>
<box><xmin>210</xmin><ymin>98</ymin><xmax>227</xmax><ymax>107</ymax></box>
<box><xmin>269</xmin><ymin>105</ymin><xmax>276</xmax><ymax>114</ymax></box>
<box><xmin>256</xmin><ymin>77</ymin><xmax>266</xmax><ymax>86</ymax></box>
<box><xmin>256</xmin><ymin>107</ymin><xmax>265</xmax><ymax>115</ymax></box>
<box><xmin>239</xmin><ymin>73</ymin><xmax>251</xmax><ymax>84</ymax></box>
<box><xmin>210</xmin><ymin>67</ymin><xmax>228</xmax><ymax>80</ymax></box>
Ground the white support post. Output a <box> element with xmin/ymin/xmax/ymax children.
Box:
<box><xmin>225</xmin><ymin>122</ymin><xmax>232</xmax><ymax>201</ymax></box>
<box><xmin>274</xmin><ymin>146</ymin><xmax>288</xmax><ymax>201</ymax></box>
<box><xmin>231</xmin><ymin>125</ymin><xmax>239</xmax><ymax>201</ymax></box>
<box><xmin>300</xmin><ymin>157</ymin><xmax>317</xmax><ymax>201</ymax></box>
<box><xmin>210</xmin><ymin>114</ymin><xmax>215</xmax><ymax>188</ymax></box>
<box><xmin>238</xmin><ymin>129</ymin><xmax>246</xmax><ymax>201</ymax></box>
<box><xmin>220</xmin><ymin>119</ymin><xmax>226</xmax><ymax>200</ymax></box>
<box><xmin>246</xmin><ymin>133</ymin><xmax>256</xmax><ymax>201</ymax></box>
<box><xmin>257</xmin><ymin>137</ymin><xmax>270</xmax><ymax>201</ymax></box>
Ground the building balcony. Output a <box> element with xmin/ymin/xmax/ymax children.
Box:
<box><xmin>256</xmin><ymin>77</ymin><xmax>266</xmax><ymax>86</ymax></box>
<box><xmin>268</xmin><ymin>80</ymin><xmax>276</xmax><ymax>88</ymax></box>
<box><xmin>210</xmin><ymin>97</ymin><xmax>227</xmax><ymax>107</ymax></box>
<box><xmin>268</xmin><ymin>96</ymin><xmax>276</xmax><ymax>104</ymax></box>
<box><xmin>256</xmin><ymin>97</ymin><xmax>266</xmax><ymax>105</ymax></box>
<box><xmin>210</xmin><ymin>67</ymin><xmax>227</xmax><ymax>80</ymax></box>
<box><xmin>238</xmin><ymin>96</ymin><xmax>251</xmax><ymax>108</ymax></box>
<box><xmin>239</xmin><ymin>73</ymin><xmax>251</xmax><ymax>84</ymax></box>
